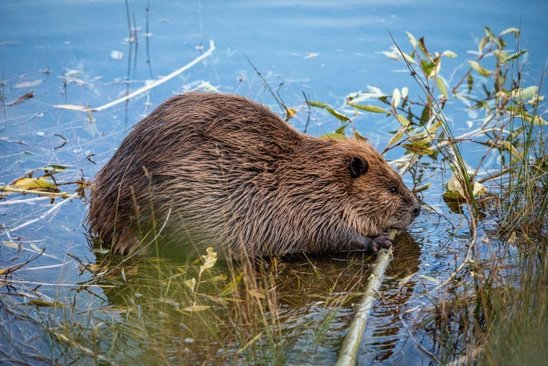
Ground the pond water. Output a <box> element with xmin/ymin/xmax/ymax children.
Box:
<box><xmin>1</xmin><ymin>0</ymin><xmax>546</xmax><ymax>365</ymax></box>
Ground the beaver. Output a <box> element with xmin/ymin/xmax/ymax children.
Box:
<box><xmin>88</xmin><ymin>93</ymin><xmax>420</xmax><ymax>257</ymax></box>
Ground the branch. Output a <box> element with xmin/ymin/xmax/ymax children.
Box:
<box><xmin>54</xmin><ymin>40</ymin><xmax>216</xmax><ymax>113</ymax></box>
<box><xmin>335</xmin><ymin>230</ymin><xmax>397</xmax><ymax>366</ymax></box>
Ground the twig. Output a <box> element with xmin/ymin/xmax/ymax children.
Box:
<box><xmin>54</xmin><ymin>40</ymin><xmax>216</xmax><ymax>113</ymax></box>
<box><xmin>0</xmin><ymin>196</ymin><xmax>52</xmax><ymax>206</ymax></box>
<box><xmin>398</xmin><ymin>310</ymin><xmax>443</xmax><ymax>364</ymax></box>
<box><xmin>335</xmin><ymin>231</ymin><xmax>397</xmax><ymax>366</ymax></box>
<box><xmin>1</xmin><ymin>186</ymin><xmax>77</xmax><ymax>199</ymax></box>
<box><xmin>1</xmin><ymin>279</ymin><xmax>113</xmax><ymax>288</ymax></box>
<box><xmin>7</xmin><ymin>197</ymin><xmax>74</xmax><ymax>233</ymax></box>
<box><xmin>433</xmin><ymin>214</ymin><xmax>478</xmax><ymax>291</ymax></box>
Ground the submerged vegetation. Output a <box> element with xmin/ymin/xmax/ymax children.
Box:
<box><xmin>1</xmin><ymin>24</ymin><xmax>546</xmax><ymax>365</ymax></box>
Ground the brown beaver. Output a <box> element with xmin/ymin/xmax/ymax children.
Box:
<box><xmin>88</xmin><ymin>93</ymin><xmax>420</xmax><ymax>257</ymax></box>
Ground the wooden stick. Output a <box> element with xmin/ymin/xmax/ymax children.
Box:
<box><xmin>1</xmin><ymin>186</ymin><xmax>77</xmax><ymax>199</ymax></box>
<box><xmin>335</xmin><ymin>230</ymin><xmax>397</xmax><ymax>366</ymax></box>
<box><xmin>54</xmin><ymin>40</ymin><xmax>216</xmax><ymax>113</ymax></box>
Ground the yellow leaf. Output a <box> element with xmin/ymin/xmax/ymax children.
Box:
<box><xmin>468</xmin><ymin>61</ymin><xmax>492</xmax><ymax>77</ymax></box>
<box><xmin>184</xmin><ymin>278</ymin><xmax>196</xmax><ymax>291</ymax></box>
<box><xmin>182</xmin><ymin>304</ymin><xmax>211</xmax><ymax>312</ymax></box>
<box><xmin>444</xmin><ymin>174</ymin><xmax>487</xmax><ymax>200</ymax></box>
<box><xmin>441</xmin><ymin>50</ymin><xmax>458</xmax><ymax>58</ymax></box>
<box><xmin>285</xmin><ymin>107</ymin><xmax>297</xmax><ymax>120</ymax></box>
<box><xmin>320</xmin><ymin>132</ymin><xmax>346</xmax><ymax>141</ymax></box>
<box><xmin>348</xmin><ymin>103</ymin><xmax>388</xmax><ymax>114</ymax></box>
<box><xmin>2</xmin><ymin>241</ymin><xmax>20</xmax><ymax>249</ymax></box>
<box><xmin>199</xmin><ymin>247</ymin><xmax>217</xmax><ymax>275</ymax></box>
<box><xmin>12</xmin><ymin>177</ymin><xmax>57</xmax><ymax>191</ymax></box>
<box><xmin>247</xmin><ymin>289</ymin><xmax>265</xmax><ymax>299</ymax></box>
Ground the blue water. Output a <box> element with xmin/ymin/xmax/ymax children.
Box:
<box><xmin>1</xmin><ymin>0</ymin><xmax>546</xmax><ymax>364</ymax></box>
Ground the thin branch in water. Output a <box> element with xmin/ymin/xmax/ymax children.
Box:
<box><xmin>243</xmin><ymin>55</ymin><xmax>293</xmax><ymax>120</ymax></box>
<box><xmin>302</xmin><ymin>91</ymin><xmax>311</xmax><ymax>134</ymax></box>
<box><xmin>0</xmin><ymin>248</ymin><xmax>45</xmax><ymax>277</ymax></box>
<box><xmin>7</xmin><ymin>196</ymin><xmax>75</xmax><ymax>233</ymax></box>
<box><xmin>145</xmin><ymin>0</ymin><xmax>153</xmax><ymax>78</ymax></box>
<box><xmin>54</xmin><ymin>40</ymin><xmax>216</xmax><ymax>113</ymax></box>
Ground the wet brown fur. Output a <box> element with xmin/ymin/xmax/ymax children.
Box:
<box><xmin>89</xmin><ymin>93</ymin><xmax>420</xmax><ymax>257</ymax></box>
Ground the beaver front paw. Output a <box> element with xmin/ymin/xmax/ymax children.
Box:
<box><xmin>369</xmin><ymin>232</ymin><xmax>394</xmax><ymax>252</ymax></box>
<box><xmin>353</xmin><ymin>233</ymin><xmax>393</xmax><ymax>253</ymax></box>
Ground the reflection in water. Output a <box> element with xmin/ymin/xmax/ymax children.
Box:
<box><xmin>90</xmin><ymin>232</ymin><xmax>421</xmax><ymax>365</ymax></box>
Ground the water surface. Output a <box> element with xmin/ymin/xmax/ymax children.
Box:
<box><xmin>1</xmin><ymin>0</ymin><xmax>546</xmax><ymax>364</ymax></box>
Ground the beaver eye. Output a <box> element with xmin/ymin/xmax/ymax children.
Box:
<box><xmin>388</xmin><ymin>185</ymin><xmax>398</xmax><ymax>194</ymax></box>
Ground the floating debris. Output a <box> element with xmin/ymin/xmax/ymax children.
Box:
<box><xmin>110</xmin><ymin>50</ymin><xmax>124</xmax><ymax>60</ymax></box>
<box><xmin>7</xmin><ymin>91</ymin><xmax>34</xmax><ymax>106</ymax></box>
<box><xmin>14</xmin><ymin>80</ymin><xmax>42</xmax><ymax>88</ymax></box>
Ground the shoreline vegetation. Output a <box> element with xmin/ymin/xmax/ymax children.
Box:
<box><xmin>1</xmin><ymin>26</ymin><xmax>546</xmax><ymax>365</ymax></box>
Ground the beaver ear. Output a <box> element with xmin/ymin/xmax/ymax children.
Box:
<box><xmin>349</xmin><ymin>157</ymin><xmax>368</xmax><ymax>178</ymax></box>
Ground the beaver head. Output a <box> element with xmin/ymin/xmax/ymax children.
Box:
<box><xmin>273</xmin><ymin>135</ymin><xmax>420</xmax><ymax>255</ymax></box>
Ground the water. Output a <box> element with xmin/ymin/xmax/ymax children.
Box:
<box><xmin>1</xmin><ymin>0</ymin><xmax>546</xmax><ymax>364</ymax></box>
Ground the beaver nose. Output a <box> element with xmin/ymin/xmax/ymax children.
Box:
<box><xmin>412</xmin><ymin>204</ymin><xmax>421</xmax><ymax>217</ymax></box>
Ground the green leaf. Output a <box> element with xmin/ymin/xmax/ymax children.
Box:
<box><xmin>307</xmin><ymin>100</ymin><xmax>350</xmax><ymax>122</ymax></box>
<box><xmin>478</xmin><ymin>36</ymin><xmax>489</xmax><ymax>54</ymax></box>
<box><xmin>348</xmin><ymin>103</ymin><xmax>389</xmax><ymax>114</ymax></box>
<box><xmin>27</xmin><ymin>299</ymin><xmax>65</xmax><ymax>308</ymax></box>
<box><xmin>468</xmin><ymin>61</ymin><xmax>492</xmax><ymax>76</ymax></box>
<box><xmin>484</xmin><ymin>26</ymin><xmax>497</xmax><ymax>41</ymax></box>
<box><xmin>510</xmin><ymin>86</ymin><xmax>538</xmax><ymax>101</ymax></box>
<box><xmin>386</xmin><ymin>130</ymin><xmax>404</xmax><ymax>148</ymax></box>
<box><xmin>420</xmin><ymin>60</ymin><xmax>436</xmax><ymax>78</ymax></box>
<box><xmin>467</xmin><ymin>74</ymin><xmax>474</xmax><ymax>94</ymax></box>
<box><xmin>335</xmin><ymin>124</ymin><xmax>349</xmax><ymax>134</ymax></box>
<box><xmin>402</xmin><ymin>141</ymin><xmax>434</xmax><ymax>156</ymax></box>
<box><xmin>502</xmin><ymin>49</ymin><xmax>527</xmax><ymax>63</ymax></box>
<box><xmin>395</xmin><ymin>114</ymin><xmax>411</xmax><ymax>127</ymax></box>
<box><xmin>419</xmin><ymin>106</ymin><xmax>431</xmax><ymax>124</ymax></box>
<box><xmin>522</xmin><ymin>114</ymin><xmax>548</xmax><ymax>126</ymax></box>
<box><xmin>436</xmin><ymin>77</ymin><xmax>449</xmax><ymax>98</ymax></box>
